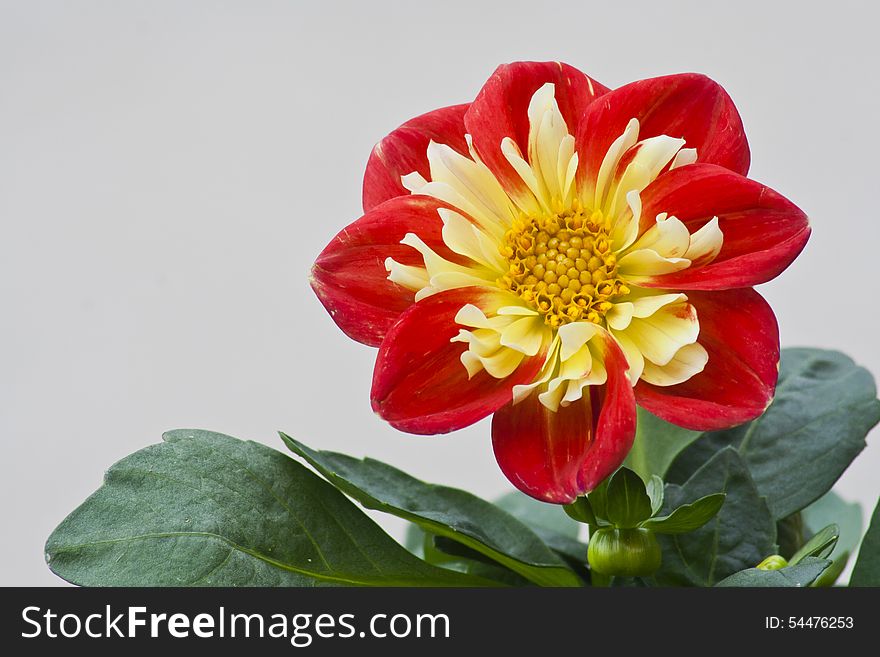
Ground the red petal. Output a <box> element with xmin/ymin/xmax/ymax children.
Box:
<box><xmin>465</xmin><ymin>61</ymin><xmax>609</xmax><ymax>200</ymax></box>
<box><xmin>638</xmin><ymin>164</ymin><xmax>810</xmax><ymax>289</ymax></box>
<box><xmin>311</xmin><ymin>195</ymin><xmax>456</xmax><ymax>347</ymax></box>
<box><xmin>491</xmin><ymin>333</ymin><xmax>636</xmax><ymax>503</ymax></box>
<box><xmin>575</xmin><ymin>73</ymin><xmax>750</xmax><ymax>198</ymax></box>
<box><xmin>371</xmin><ymin>287</ymin><xmax>546</xmax><ymax>435</ymax></box>
<box><xmin>362</xmin><ymin>104</ymin><xmax>470</xmax><ymax>212</ymax></box>
<box><xmin>634</xmin><ymin>288</ymin><xmax>779</xmax><ymax>430</ymax></box>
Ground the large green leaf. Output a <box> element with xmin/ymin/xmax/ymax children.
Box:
<box><xmin>624</xmin><ymin>407</ymin><xmax>702</xmax><ymax>480</ymax></box>
<box><xmin>666</xmin><ymin>348</ymin><xmax>880</xmax><ymax>520</ymax></box>
<box><xmin>656</xmin><ymin>447</ymin><xmax>776</xmax><ymax>586</ymax></box>
<box><xmin>851</xmin><ymin>496</ymin><xmax>880</xmax><ymax>586</ymax></box>
<box><xmin>282</xmin><ymin>434</ymin><xmax>581</xmax><ymax>587</ymax></box>
<box><xmin>715</xmin><ymin>557</ymin><xmax>831</xmax><ymax>587</ymax></box>
<box><xmin>46</xmin><ymin>430</ymin><xmax>491</xmax><ymax>587</ymax></box>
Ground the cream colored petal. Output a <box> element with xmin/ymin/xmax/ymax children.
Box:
<box><xmin>400</xmin><ymin>233</ymin><xmax>495</xmax><ymax>300</ymax></box>
<box><xmin>500</xmin><ymin>316</ymin><xmax>546</xmax><ymax>356</ymax></box>
<box><xmin>497</xmin><ymin>305</ymin><xmax>540</xmax><ymax>316</ymax></box>
<box><xmin>406</xmin><ymin>180</ymin><xmax>504</xmax><ymax>240</ymax></box>
<box><xmin>610</xmin><ymin>190</ymin><xmax>642</xmax><ymax>252</ymax></box>
<box><xmin>557</xmin><ymin>321</ymin><xmax>603</xmax><ymax>361</ymax></box>
<box><xmin>416</xmin><ymin>271</ymin><xmax>497</xmax><ymax>301</ymax></box>
<box><xmin>500</xmin><ymin>137</ymin><xmax>546</xmax><ymax>215</ymax></box>
<box><xmin>451</xmin><ymin>328</ymin><xmax>502</xmax><ymax>358</ymax></box>
<box><xmin>669</xmin><ymin>147</ymin><xmax>697</xmax><ymax>170</ymax></box>
<box><xmin>592</xmin><ymin>118</ymin><xmax>640</xmax><ymax>209</ymax></box>
<box><xmin>585</xmin><ymin>340</ymin><xmax>609</xmax><ymax>384</ymax></box>
<box><xmin>526</xmin><ymin>83</ymin><xmax>576</xmax><ymax>210</ymax></box>
<box><xmin>481</xmin><ymin>347</ymin><xmax>527</xmax><ymax>378</ymax></box>
<box><xmin>628</xmin><ymin>290</ymin><xmax>688</xmax><ymax>318</ymax></box>
<box><xmin>628</xmin><ymin>214</ymin><xmax>691</xmax><ymax>259</ymax></box>
<box><xmin>606</xmin><ymin>301</ymin><xmax>635</xmax><ymax>331</ymax></box>
<box><xmin>611</xmin><ymin>330</ymin><xmax>645</xmax><ymax>386</ymax></box>
<box><xmin>459</xmin><ymin>350</ymin><xmax>484</xmax><ymax>378</ymax></box>
<box><xmin>401</xmin><ymin>171</ymin><xmax>429</xmax><ymax>192</ymax></box>
<box><xmin>622</xmin><ymin>301</ymin><xmax>699</xmax><ymax>366</ymax></box>
<box><xmin>617</xmin><ymin>248</ymin><xmax>691</xmax><ymax>279</ymax></box>
<box><xmin>683</xmin><ymin>216</ymin><xmax>723</xmax><ymax>266</ymax></box>
<box><xmin>528</xmin><ymin>84</ymin><xmax>568</xmax><ymax>205</ymax></box>
<box><xmin>606</xmin><ymin>136</ymin><xmax>686</xmax><ymax>219</ymax></box>
<box><xmin>538</xmin><ymin>378</ymin><xmax>567</xmax><ymax>412</ymax></box>
<box><xmin>426</xmin><ymin>141</ymin><xmax>516</xmax><ymax>237</ymax></box>
<box><xmin>438</xmin><ymin>208</ymin><xmax>507</xmax><ymax>272</ymax></box>
<box><xmin>385</xmin><ymin>258</ymin><xmax>429</xmax><ymax>291</ymax></box>
<box><xmin>452</xmin><ymin>304</ymin><xmax>509</xmax><ymax>333</ymax></box>
<box><xmin>557</xmin><ymin>344</ymin><xmax>592</xmax><ymax>380</ymax></box>
<box><xmin>512</xmin><ymin>337</ymin><xmax>560</xmax><ymax>404</ymax></box>
<box><xmin>559</xmin><ymin>135</ymin><xmax>578</xmax><ymax>204</ymax></box>
<box><xmin>641</xmin><ymin>342</ymin><xmax>708</xmax><ymax>386</ymax></box>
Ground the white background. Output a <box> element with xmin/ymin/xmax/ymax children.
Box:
<box><xmin>2</xmin><ymin>0</ymin><xmax>878</xmax><ymax>585</ymax></box>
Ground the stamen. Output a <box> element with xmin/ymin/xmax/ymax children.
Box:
<box><xmin>497</xmin><ymin>209</ymin><xmax>629</xmax><ymax>326</ymax></box>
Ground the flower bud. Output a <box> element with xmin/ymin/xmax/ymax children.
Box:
<box><xmin>756</xmin><ymin>555</ymin><xmax>788</xmax><ymax>571</ymax></box>
<box><xmin>587</xmin><ymin>527</ymin><xmax>662</xmax><ymax>577</ymax></box>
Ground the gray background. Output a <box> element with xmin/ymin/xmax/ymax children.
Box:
<box><xmin>2</xmin><ymin>0</ymin><xmax>878</xmax><ymax>585</ymax></box>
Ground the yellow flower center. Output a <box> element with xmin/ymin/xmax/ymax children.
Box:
<box><xmin>498</xmin><ymin>206</ymin><xmax>630</xmax><ymax>327</ymax></box>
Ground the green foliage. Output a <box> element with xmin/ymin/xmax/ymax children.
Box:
<box><xmin>625</xmin><ymin>407</ymin><xmax>702</xmax><ymax>480</ymax></box>
<box><xmin>640</xmin><ymin>494</ymin><xmax>726</xmax><ymax>534</ymax></box>
<box><xmin>851</xmin><ymin>497</ymin><xmax>880</xmax><ymax>586</ymax></box>
<box><xmin>655</xmin><ymin>448</ymin><xmax>776</xmax><ymax>586</ymax></box>
<box><xmin>666</xmin><ymin>349</ymin><xmax>880</xmax><ymax>520</ymax></box>
<box><xmin>716</xmin><ymin>557</ymin><xmax>831</xmax><ymax>587</ymax></box>
<box><xmin>604</xmin><ymin>468</ymin><xmax>653</xmax><ymax>528</ymax></box>
<box><xmin>43</xmin><ymin>349</ymin><xmax>878</xmax><ymax>589</ymax></box>
<box><xmin>281</xmin><ymin>434</ymin><xmax>580</xmax><ymax>587</ymax></box>
<box><xmin>789</xmin><ymin>524</ymin><xmax>838</xmax><ymax>564</ymax></box>
<box><xmin>45</xmin><ymin>430</ymin><xmax>491</xmax><ymax>586</ymax></box>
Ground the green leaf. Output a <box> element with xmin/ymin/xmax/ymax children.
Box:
<box><xmin>776</xmin><ymin>513</ymin><xmax>806</xmax><ymax>559</ymax></box>
<box><xmin>587</xmin><ymin>478</ymin><xmax>610</xmax><ymax>520</ymax></box>
<box><xmin>802</xmin><ymin>491</ymin><xmax>864</xmax><ymax>586</ymax></box>
<box><xmin>563</xmin><ymin>497</ymin><xmax>597</xmax><ymax>526</ymax></box>
<box><xmin>789</xmin><ymin>524</ymin><xmax>838</xmax><ymax>564</ymax></box>
<box><xmin>282</xmin><ymin>434</ymin><xmax>581</xmax><ymax>587</ymax></box>
<box><xmin>404</xmin><ymin>523</ymin><xmax>425</xmax><ymax>556</ymax></box>
<box><xmin>494</xmin><ymin>490</ymin><xmax>579</xmax><ymax>538</ymax></box>
<box><xmin>646</xmin><ymin>475</ymin><xmax>665</xmax><ymax>516</ymax></box>
<box><xmin>667</xmin><ymin>348</ymin><xmax>880</xmax><ymax>519</ymax></box>
<box><xmin>715</xmin><ymin>557</ymin><xmax>831</xmax><ymax>587</ymax></box>
<box><xmin>655</xmin><ymin>448</ymin><xmax>776</xmax><ymax>586</ymax></box>
<box><xmin>492</xmin><ymin>491</ymin><xmax>588</xmax><ymax>570</ymax></box>
<box><xmin>45</xmin><ymin>430</ymin><xmax>490</xmax><ymax>587</ymax></box>
<box><xmin>640</xmin><ymin>493</ymin><xmax>725</xmax><ymax>534</ymax></box>
<box><xmin>604</xmin><ymin>467</ymin><xmax>653</xmax><ymax>528</ymax></box>
<box><xmin>851</xmin><ymin>496</ymin><xmax>880</xmax><ymax>586</ymax></box>
<box><xmin>813</xmin><ymin>551</ymin><xmax>849</xmax><ymax>587</ymax></box>
<box><xmin>426</xmin><ymin>536</ymin><xmax>533</xmax><ymax>586</ymax></box>
<box><xmin>624</xmin><ymin>407</ymin><xmax>703</xmax><ymax>480</ymax></box>
<box><xmin>802</xmin><ymin>491</ymin><xmax>863</xmax><ymax>560</ymax></box>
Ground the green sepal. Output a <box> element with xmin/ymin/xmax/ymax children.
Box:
<box><xmin>639</xmin><ymin>493</ymin><xmax>726</xmax><ymax>534</ymax></box>
<box><xmin>564</xmin><ymin>496</ymin><xmax>597</xmax><ymax>525</ymax></box>
<box><xmin>603</xmin><ymin>468</ymin><xmax>653</xmax><ymax>528</ymax></box>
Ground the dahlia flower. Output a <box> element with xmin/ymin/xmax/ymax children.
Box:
<box><xmin>311</xmin><ymin>61</ymin><xmax>809</xmax><ymax>503</ymax></box>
